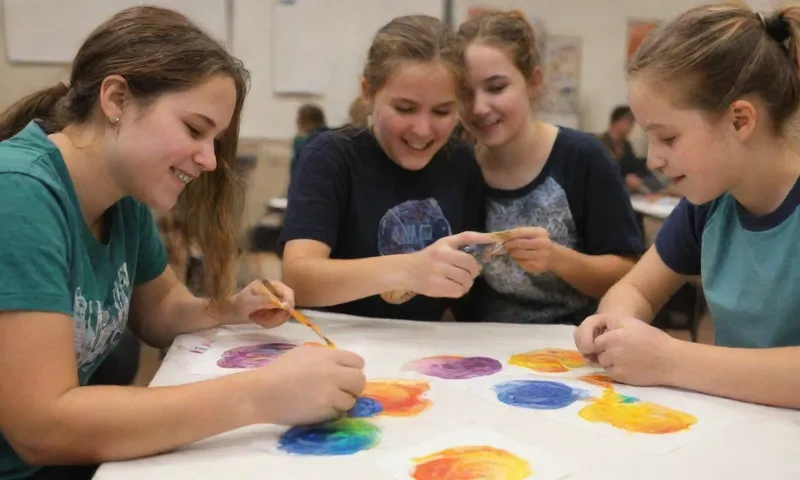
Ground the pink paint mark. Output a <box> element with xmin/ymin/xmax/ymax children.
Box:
<box><xmin>405</xmin><ymin>355</ymin><xmax>502</xmax><ymax>379</ymax></box>
<box><xmin>216</xmin><ymin>342</ymin><xmax>296</xmax><ymax>368</ymax></box>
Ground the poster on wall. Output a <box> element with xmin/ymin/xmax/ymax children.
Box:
<box><xmin>627</xmin><ymin>19</ymin><xmax>661</xmax><ymax>64</ymax></box>
<box><xmin>539</xmin><ymin>35</ymin><xmax>581</xmax><ymax>115</ymax></box>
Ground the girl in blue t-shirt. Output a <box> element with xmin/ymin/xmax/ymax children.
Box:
<box><xmin>0</xmin><ymin>6</ymin><xmax>365</xmax><ymax>479</ymax></box>
<box><xmin>280</xmin><ymin>15</ymin><xmax>494</xmax><ymax>322</ymax></box>
<box><xmin>454</xmin><ymin>10</ymin><xmax>644</xmax><ymax>325</ymax></box>
<box><xmin>574</xmin><ymin>4</ymin><xmax>800</xmax><ymax>409</ymax></box>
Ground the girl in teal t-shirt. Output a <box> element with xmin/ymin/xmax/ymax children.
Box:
<box><xmin>0</xmin><ymin>6</ymin><xmax>365</xmax><ymax>480</ymax></box>
<box><xmin>574</xmin><ymin>4</ymin><xmax>800</xmax><ymax>410</ymax></box>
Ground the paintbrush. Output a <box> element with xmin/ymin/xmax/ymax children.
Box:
<box><xmin>260</xmin><ymin>279</ymin><xmax>337</xmax><ymax>347</ymax></box>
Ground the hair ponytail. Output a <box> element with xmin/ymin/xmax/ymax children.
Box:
<box><xmin>0</xmin><ymin>82</ymin><xmax>69</xmax><ymax>141</ymax></box>
<box><xmin>777</xmin><ymin>6</ymin><xmax>800</xmax><ymax>80</ymax></box>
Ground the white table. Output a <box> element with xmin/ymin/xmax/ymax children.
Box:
<box><xmin>94</xmin><ymin>312</ymin><xmax>800</xmax><ymax>480</ymax></box>
<box><xmin>631</xmin><ymin>194</ymin><xmax>680</xmax><ymax>220</ymax></box>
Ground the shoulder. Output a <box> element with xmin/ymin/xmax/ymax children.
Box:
<box><xmin>552</xmin><ymin>127</ymin><xmax>619</xmax><ymax>171</ymax></box>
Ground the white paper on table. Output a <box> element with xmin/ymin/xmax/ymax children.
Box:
<box><xmin>372</xmin><ymin>426</ymin><xmax>579</xmax><ymax>480</ymax></box>
<box><xmin>466</xmin><ymin>374</ymin><xmax>747</xmax><ymax>454</ymax></box>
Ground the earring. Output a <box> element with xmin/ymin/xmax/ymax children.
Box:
<box><xmin>110</xmin><ymin>117</ymin><xmax>120</xmax><ymax>126</ymax></box>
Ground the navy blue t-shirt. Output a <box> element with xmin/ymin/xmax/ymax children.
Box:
<box><xmin>465</xmin><ymin>127</ymin><xmax>645</xmax><ymax>325</ymax></box>
<box><xmin>279</xmin><ymin>126</ymin><xmax>485</xmax><ymax>321</ymax></box>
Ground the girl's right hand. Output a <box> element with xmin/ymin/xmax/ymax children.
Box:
<box><xmin>404</xmin><ymin>231</ymin><xmax>497</xmax><ymax>299</ymax></box>
<box><xmin>251</xmin><ymin>345</ymin><xmax>366</xmax><ymax>426</ymax></box>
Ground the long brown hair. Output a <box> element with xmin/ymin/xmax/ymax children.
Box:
<box><xmin>455</xmin><ymin>10</ymin><xmax>542</xmax><ymax>82</ymax></box>
<box><xmin>629</xmin><ymin>3</ymin><xmax>800</xmax><ymax>135</ymax></box>
<box><xmin>362</xmin><ymin>15</ymin><xmax>461</xmax><ymax>96</ymax></box>
<box><xmin>0</xmin><ymin>6</ymin><xmax>250</xmax><ymax>307</ymax></box>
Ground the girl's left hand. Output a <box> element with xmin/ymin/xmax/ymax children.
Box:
<box><xmin>232</xmin><ymin>279</ymin><xmax>295</xmax><ymax>329</ymax></box>
<box><xmin>503</xmin><ymin>227</ymin><xmax>554</xmax><ymax>273</ymax></box>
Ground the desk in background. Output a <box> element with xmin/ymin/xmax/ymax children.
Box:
<box><xmin>94</xmin><ymin>313</ymin><xmax>800</xmax><ymax>480</ymax></box>
<box><xmin>631</xmin><ymin>194</ymin><xmax>680</xmax><ymax>220</ymax></box>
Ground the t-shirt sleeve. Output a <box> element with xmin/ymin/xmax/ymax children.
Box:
<box><xmin>580</xmin><ymin>139</ymin><xmax>645</xmax><ymax>256</ymax></box>
<box><xmin>654</xmin><ymin>198</ymin><xmax>709</xmax><ymax>276</ymax></box>
<box><xmin>279</xmin><ymin>134</ymin><xmax>351</xmax><ymax>251</ymax></box>
<box><xmin>134</xmin><ymin>203</ymin><xmax>168</xmax><ymax>285</ymax></box>
<box><xmin>0</xmin><ymin>174</ymin><xmax>72</xmax><ymax>315</ymax></box>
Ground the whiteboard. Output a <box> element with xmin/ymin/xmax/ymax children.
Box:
<box><xmin>3</xmin><ymin>0</ymin><xmax>230</xmax><ymax>64</ymax></box>
<box><xmin>270</xmin><ymin>0</ymin><xmax>444</xmax><ymax>95</ymax></box>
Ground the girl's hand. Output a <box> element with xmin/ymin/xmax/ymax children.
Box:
<box><xmin>503</xmin><ymin>227</ymin><xmax>554</xmax><ymax>274</ymax></box>
<box><xmin>232</xmin><ymin>279</ymin><xmax>295</xmax><ymax>329</ymax></box>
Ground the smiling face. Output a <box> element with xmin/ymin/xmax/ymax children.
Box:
<box><xmin>366</xmin><ymin>61</ymin><xmax>458</xmax><ymax>171</ymax></box>
<box><xmin>107</xmin><ymin>74</ymin><xmax>236</xmax><ymax>211</ymax></box>
<box><xmin>460</xmin><ymin>42</ymin><xmax>534</xmax><ymax>147</ymax></box>
<box><xmin>628</xmin><ymin>76</ymin><xmax>744</xmax><ymax>204</ymax></box>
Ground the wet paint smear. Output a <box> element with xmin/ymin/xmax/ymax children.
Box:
<box><xmin>493</xmin><ymin>380</ymin><xmax>590</xmax><ymax>410</ymax></box>
<box><xmin>348</xmin><ymin>397</ymin><xmax>384</xmax><ymax>418</ymax></box>
<box><xmin>349</xmin><ymin>380</ymin><xmax>432</xmax><ymax>418</ymax></box>
<box><xmin>412</xmin><ymin>445</ymin><xmax>532</xmax><ymax>480</ymax></box>
<box><xmin>577</xmin><ymin>374</ymin><xmax>615</xmax><ymax>389</ymax></box>
<box><xmin>216</xmin><ymin>342</ymin><xmax>295</xmax><ymax>368</ymax></box>
<box><xmin>508</xmin><ymin>348</ymin><xmax>586</xmax><ymax>373</ymax></box>
<box><xmin>406</xmin><ymin>355</ymin><xmax>502</xmax><ymax>379</ymax></box>
<box><xmin>578</xmin><ymin>389</ymin><xmax>697</xmax><ymax>434</ymax></box>
<box><xmin>277</xmin><ymin>418</ymin><xmax>380</xmax><ymax>455</ymax></box>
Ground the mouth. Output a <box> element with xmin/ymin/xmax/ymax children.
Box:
<box><xmin>402</xmin><ymin>138</ymin><xmax>434</xmax><ymax>152</ymax></box>
<box><xmin>170</xmin><ymin>167</ymin><xmax>194</xmax><ymax>186</ymax></box>
<box><xmin>472</xmin><ymin>117</ymin><xmax>501</xmax><ymax>133</ymax></box>
<box><xmin>670</xmin><ymin>174</ymin><xmax>686</xmax><ymax>185</ymax></box>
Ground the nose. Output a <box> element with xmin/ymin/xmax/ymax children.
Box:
<box><xmin>471</xmin><ymin>91</ymin><xmax>490</xmax><ymax>117</ymax></box>
<box><xmin>411</xmin><ymin>115</ymin><xmax>433</xmax><ymax>139</ymax></box>
<box><xmin>195</xmin><ymin>139</ymin><xmax>217</xmax><ymax>171</ymax></box>
<box><xmin>646</xmin><ymin>148</ymin><xmax>666</xmax><ymax>172</ymax></box>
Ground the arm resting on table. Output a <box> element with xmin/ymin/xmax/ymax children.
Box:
<box><xmin>667</xmin><ymin>342</ymin><xmax>800</xmax><ymax>409</ymax></box>
<box><xmin>281</xmin><ymin>239</ymin><xmax>409</xmax><ymax>307</ymax></box>
<box><xmin>594</xmin><ymin>246</ymin><xmax>689</xmax><ymax>321</ymax></box>
<box><xmin>0</xmin><ymin>311</ymin><xmax>263</xmax><ymax>465</ymax></box>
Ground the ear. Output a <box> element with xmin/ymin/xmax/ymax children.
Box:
<box><xmin>728</xmin><ymin>99</ymin><xmax>757</xmax><ymax>141</ymax></box>
<box><xmin>98</xmin><ymin>75</ymin><xmax>130</xmax><ymax>124</ymax></box>
<box><xmin>527</xmin><ymin>65</ymin><xmax>544</xmax><ymax>99</ymax></box>
<box><xmin>359</xmin><ymin>77</ymin><xmax>372</xmax><ymax>109</ymax></box>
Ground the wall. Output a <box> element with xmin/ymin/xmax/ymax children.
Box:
<box><xmin>1</xmin><ymin>0</ymin><xmax>779</xmax><ymax>141</ymax></box>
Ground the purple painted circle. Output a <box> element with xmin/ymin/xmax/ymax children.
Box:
<box><xmin>216</xmin><ymin>342</ymin><xmax>296</xmax><ymax>369</ymax></box>
<box><xmin>408</xmin><ymin>355</ymin><xmax>502</xmax><ymax>379</ymax></box>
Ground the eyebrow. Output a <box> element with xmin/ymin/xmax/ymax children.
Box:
<box><xmin>483</xmin><ymin>75</ymin><xmax>508</xmax><ymax>83</ymax></box>
<box><xmin>190</xmin><ymin>113</ymin><xmax>217</xmax><ymax>129</ymax></box>
<box><xmin>394</xmin><ymin>98</ymin><xmax>457</xmax><ymax>109</ymax></box>
<box><xmin>642</xmin><ymin>122</ymin><xmax>669</xmax><ymax>132</ymax></box>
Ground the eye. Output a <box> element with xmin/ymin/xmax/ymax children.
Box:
<box><xmin>394</xmin><ymin>105</ymin><xmax>415</xmax><ymax>114</ymax></box>
<box><xmin>433</xmin><ymin>109</ymin><xmax>453</xmax><ymax>117</ymax></box>
<box><xmin>185</xmin><ymin>123</ymin><xmax>202</xmax><ymax>138</ymax></box>
<box><xmin>487</xmin><ymin>84</ymin><xmax>507</xmax><ymax>94</ymax></box>
<box><xmin>661</xmin><ymin>136</ymin><xmax>676</xmax><ymax>146</ymax></box>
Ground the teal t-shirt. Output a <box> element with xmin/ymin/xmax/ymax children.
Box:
<box><xmin>655</xmin><ymin>179</ymin><xmax>800</xmax><ymax>348</ymax></box>
<box><xmin>0</xmin><ymin>121</ymin><xmax>168</xmax><ymax>479</ymax></box>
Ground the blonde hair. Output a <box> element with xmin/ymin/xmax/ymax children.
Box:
<box><xmin>362</xmin><ymin>15</ymin><xmax>461</xmax><ymax>96</ymax></box>
<box><xmin>455</xmin><ymin>10</ymin><xmax>541</xmax><ymax>81</ymax></box>
<box><xmin>629</xmin><ymin>3</ymin><xmax>800</xmax><ymax>135</ymax></box>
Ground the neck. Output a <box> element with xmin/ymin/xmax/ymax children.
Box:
<box><xmin>732</xmin><ymin>139</ymin><xmax>800</xmax><ymax>216</ymax></box>
<box><xmin>50</xmin><ymin>125</ymin><xmax>122</xmax><ymax>228</ymax></box>
<box><xmin>483</xmin><ymin>119</ymin><xmax>545</xmax><ymax>173</ymax></box>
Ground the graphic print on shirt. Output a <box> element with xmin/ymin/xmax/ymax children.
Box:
<box><xmin>377</xmin><ymin>198</ymin><xmax>452</xmax><ymax>255</ymax></box>
<box><xmin>483</xmin><ymin>177</ymin><xmax>592</xmax><ymax>323</ymax></box>
<box><xmin>72</xmin><ymin>262</ymin><xmax>132</xmax><ymax>378</ymax></box>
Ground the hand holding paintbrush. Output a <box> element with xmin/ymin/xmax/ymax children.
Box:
<box><xmin>261</xmin><ymin>279</ymin><xmax>337</xmax><ymax>347</ymax></box>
